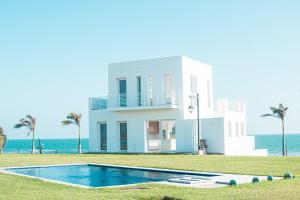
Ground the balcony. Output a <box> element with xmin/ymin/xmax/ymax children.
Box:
<box><xmin>90</xmin><ymin>91</ymin><xmax>177</xmax><ymax>111</ymax></box>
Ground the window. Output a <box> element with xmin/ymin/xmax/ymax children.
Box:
<box><xmin>235</xmin><ymin>122</ymin><xmax>239</xmax><ymax>137</ymax></box>
<box><xmin>120</xmin><ymin>122</ymin><xmax>127</xmax><ymax>151</ymax></box>
<box><xmin>137</xmin><ymin>76</ymin><xmax>141</xmax><ymax>106</ymax></box>
<box><xmin>207</xmin><ymin>80</ymin><xmax>211</xmax><ymax>108</ymax></box>
<box><xmin>228</xmin><ymin>121</ymin><xmax>232</xmax><ymax>137</ymax></box>
<box><xmin>190</xmin><ymin>75</ymin><xmax>198</xmax><ymax>94</ymax></box>
<box><xmin>240</xmin><ymin>122</ymin><xmax>245</xmax><ymax>136</ymax></box>
<box><xmin>118</xmin><ymin>79</ymin><xmax>127</xmax><ymax>107</ymax></box>
<box><xmin>148</xmin><ymin>75</ymin><xmax>153</xmax><ymax>105</ymax></box>
<box><xmin>99</xmin><ymin>123</ymin><xmax>107</xmax><ymax>150</ymax></box>
<box><xmin>164</xmin><ymin>74</ymin><xmax>175</xmax><ymax>104</ymax></box>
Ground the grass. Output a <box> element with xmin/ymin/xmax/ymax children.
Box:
<box><xmin>0</xmin><ymin>154</ymin><xmax>299</xmax><ymax>200</ymax></box>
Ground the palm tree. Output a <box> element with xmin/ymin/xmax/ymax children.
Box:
<box><xmin>261</xmin><ymin>104</ymin><xmax>288</xmax><ymax>156</ymax></box>
<box><xmin>0</xmin><ymin>127</ymin><xmax>6</xmax><ymax>153</ymax></box>
<box><xmin>14</xmin><ymin>115</ymin><xmax>36</xmax><ymax>154</ymax></box>
<box><xmin>62</xmin><ymin>113</ymin><xmax>82</xmax><ymax>154</ymax></box>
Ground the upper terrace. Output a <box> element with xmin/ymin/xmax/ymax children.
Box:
<box><xmin>90</xmin><ymin>90</ymin><xmax>177</xmax><ymax>111</ymax></box>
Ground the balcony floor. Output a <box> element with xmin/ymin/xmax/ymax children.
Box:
<box><xmin>107</xmin><ymin>104</ymin><xmax>178</xmax><ymax>112</ymax></box>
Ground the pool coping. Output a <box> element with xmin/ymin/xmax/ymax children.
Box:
<box><xmin>0</xmin><ymin>163</ymin><xmax>281</xmax><ymax>189</ymax></box>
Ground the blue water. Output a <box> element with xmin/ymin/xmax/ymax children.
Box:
<box><xmin>255</xmin><ymin>134</ymin><xmax>300</xmax><ymax>156</ymax></box>
<box><xmin>3</xmin><ymin>134</ymin><xmax>300</xmax><ymax>155</ymax></box>
<box><xmin>6</xmin><ymin>164</ymin><xmax>218</xmax><ymax>187</ymax></box>
<box><xmin>4</xmin><ymin>139</ymin><xmax>89</xmax><ymax>154</ymax></box>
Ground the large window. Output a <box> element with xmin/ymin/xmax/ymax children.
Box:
<box><xmin>99</xmin><ymin>123</ymin><xmax>107</xmax><ymax>151</ymax></box>
<box><xmin>240</xmin><ymin>122</ymin><xmax>245</xmax><ymax>136</ymax></box>
<box><xmin>228</xmin><ymin>121</ymin><xmax>232</xmax><ymax>137</ymax></box>
<box><xmin>207</xmin><ymin>80</ymin><xmax>211</xmax><ymax>108</ymax></box>
<box><xmin>163</xmin><ymin>74</ymin><xmax>175</xmax><ymax>104</ymax></box>
<box><xmin>235</xmin><ymin>122</ymin><xmax>239</xmax><ymax>137</ymax></box>
<box><xmin>118</xmin><ymin>79</ymin><xmax>127</xmax><ymax>107</ymax></box>
<box><xmin>190</xmin><ymin>75</ymin><xmax>198</xmax><ymax>94</ymax></box>
<box><xmin>137</xmin><ymin>76</ymin><xmax>141</xmax><ymax>106</ymax></box>
<box><xmin>119</xmin><ymin>122</ymin><xmax>127</xmax><ymax>151</ymax></box>
<box><xmin>148</xmin><ymin>75</ymin><xmax>153</xmax><ymax>105</ymax></box>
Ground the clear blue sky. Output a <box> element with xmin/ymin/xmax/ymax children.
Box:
<box><xmin>0</xmin><ymin>0</ymin><xmax>299</xmax><ymax>139</ymax></box>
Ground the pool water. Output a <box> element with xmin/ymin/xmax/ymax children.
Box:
<box><xmin>5</xmin><ymin>164</ymin><xmax>218</xmax><ymax>187</ymax></box>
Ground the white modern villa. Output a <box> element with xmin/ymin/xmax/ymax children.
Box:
<box><xmin>89</xmin><ymin>56</ymin><xmax>267</xmax><ymax>156</ymax></box>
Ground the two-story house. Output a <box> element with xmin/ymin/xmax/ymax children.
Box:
<box><xmin>89</xmin><ymin>56</ymin><xmax>267</xmax><ymax>156</ymax></box>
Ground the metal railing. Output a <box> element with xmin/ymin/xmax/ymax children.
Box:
<box><xmin>90</xmin><ymin>91</ymin><xmax>177</xmax><ymax>110</ymax></box>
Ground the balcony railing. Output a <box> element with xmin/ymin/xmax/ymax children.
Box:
<box><xmin>215</xmin><ymin>99</ymin><xmax>245</xmax><ymax>113</ymax></box>
<box><xmin>90</xmin><ymin>91</ymin><xmax>177</xmax><ymax>110</ymax></box>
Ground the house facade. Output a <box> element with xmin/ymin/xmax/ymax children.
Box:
<box><xmin>89</xmin><ymin>56</ymin><xmax>267</xmax><ymax>156</ymax></box>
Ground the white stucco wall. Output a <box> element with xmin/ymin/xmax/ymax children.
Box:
<box><xmin>201</xmin><ymin>118</ymin><xmax>225</xmax><ymax>154</ymax></box>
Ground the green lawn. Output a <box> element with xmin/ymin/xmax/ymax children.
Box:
<box><xmin>0</xmin><ymin>154</ymin><xmax>299</xmax><ymax>200</ymax></box>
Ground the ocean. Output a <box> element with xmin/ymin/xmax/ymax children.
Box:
<box><xmin>2</xmin><ymin>134</ymin><xmax>300</xmax><ymax>155</ymax></box>
<box><xmin>255</xmin><ymin>134</ymin><xmax>300</xmax><ymax>156</ymax></box>
<box><xmin>4</xmin><ymin>138</ymin><xmax>89</xmax><ymax>154</ymax></box>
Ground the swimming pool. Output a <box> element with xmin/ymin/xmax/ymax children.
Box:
<box><xmin>4</xmin><ymin>164</ymin><xmax>219</xmax><ymax>188</ymax></box>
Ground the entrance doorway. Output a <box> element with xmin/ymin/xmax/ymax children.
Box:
<box><xmin>146</xmin><ymin>120</ymin><xmax>176</xmax><ymax>152</ymax></box>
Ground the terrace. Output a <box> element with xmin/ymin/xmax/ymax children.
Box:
<box><xmin>90</xmin><ymin>91</ymin><xmax>177</xmax><ymax>111</ymax></box>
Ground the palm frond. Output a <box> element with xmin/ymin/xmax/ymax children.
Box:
<box><xmin>25</xmin><ymin>115</ymin><xmax>36</xmax><ymax>123</ymax></box>
<box><xmin>66</xmin><ymin>113</ymin><xmax>76</xmax><ymax>120</ymax></box>
<box><xmin>25</xmin><ymin>114</ymin><xmax>34</xmax><ymax>121</ymax></box>
<box><xmin>14</xmin><ymin>114</ymin><xmax>36</xmax><ymax>134</ymax></box>
<box><xmin>14</xmin><ymin>123</ymin><xmax>28</xmax><ymax>129</ymax></box>
<box><xmin>262</xmin><ymin>104</ymin><xmax>288</xmax><ymax>120</ymax></box>
<box><xmin>62</xmin><ymin>120</ymin><xmax>74</xmax><ymax>126</ymax></box>
<box><xmin>0</xmin><ymin>127</ymin><xmax>3</xmax><ymax>135</ymax></box>
<box><xmin>64</xmin><ymin>113</ymin><xmax>81</xmax><ymax>126</ymax></box>
<box><xmin>20</xmin><ymin>119</ymin><xmax>31</xmax><ymax>126</ymax></box>
<box><xmin>261</xmin><ymin>114</ymin><xmax>276</xmax><ymax>117</ymax></box>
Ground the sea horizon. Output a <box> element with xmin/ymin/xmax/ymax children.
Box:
<box><xmin>3</xmin><ymin>134</ymin><xmax>300</xmax><ymax>156</ymax></box>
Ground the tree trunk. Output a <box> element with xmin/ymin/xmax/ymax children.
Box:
<box><xmin>78</xmin><ymin>126</ymin><xmax>81</xmax><ymax>154</ymax></box>
<box><xmin>32</xmin><ymin>130</ymin><xmax>35</xmax><ymax>154</ymax></box>
<box><xmin>282</xmin><ymin>119</ymin><xmax>286</xmax><ymax>156</ymax></box>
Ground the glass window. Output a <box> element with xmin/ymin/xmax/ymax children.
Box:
<box><xmin>240</xmin><ymin>122</ymin><xmax>245</xmax><ymax>136</ymax></box>
<box><xmin>148</xmin><ymin>75</ymin><xmax>153</xmax><ymax>105</ymax></box>
<box><xmin>100</xmin><ymin>123</ymin><xmax>107</xmax><ymax>150</ymax></box>
<box><xmin>190</xmin><ymin>75</ymin><xmax>198</xmax><ymax>94</ymax></box>
<box><xmin>137</xmin><ymin>76</ymin><xmax>141</xmax><ymax>106</ymax></box>
<box><xmin>120</xmin><ymin>122</ymin><xmax>127</xmax><ymax>151</ymax></box>
<box><xmin>207</xmin><ymin>80</ymin><xmax>211</xmax><ymax>108</ymax></box>
<box><xmin>236</xmin><ymin>122</ymin><xmax>239</xmax><ymax>137</ymax></box>
<box><xmin>228</xmin><ymin>121</ymin><xmax>232</xmax><ymax>137</ymax></box>
<box><xmin>118</xmin><ymin>79</ymin><xmax>127</xmax><ymax>107</ymax></box>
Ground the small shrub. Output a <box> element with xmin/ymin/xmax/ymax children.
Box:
<box><xmin>228</xmin><ymin>179</ymin><xmax>238</xmax><ymax>186</ymax></box>
<box><xmin>252</xmin><ymin>177</ymin><xmax>260</xmax><ymax>183</ymax></box>
<box><xmin>267</xmin><ymin>175</ymin><xmax>273</xmax><ymax>181</ymax></box>
<box><xmin>284</xmin><ymin>172</ymin><xmax>294</xmax><ymax>179</ymax></box>
<box><xmin>162</xmin><ymin>197</ymin><xmax>182</xmax><ymax>200</ymax></box>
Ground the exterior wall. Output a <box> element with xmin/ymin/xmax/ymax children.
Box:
<box><xmin>181</xmin><ymin>56</ymin><xmax>214</xmax><ymax>120</ymax></box>
<box><xmin>89</xmin><ymin>56</ymin><xmax>268</xmax><ymax>156</ymax></box>
<box><xmin>108</xmin><ymin>56</ymin><xmax>183</xmax><ymax>108</ymax></box>
<box><xmin>201</xmin><ymin>118</ymin><xmax>225</xmax><ymax>154</ymax></box>
<box><xmin>224</xmin><ymin>136</ymin><xmax>255</xmax><ymax>155</ymax></box>
<box><xmin>89</xmin><ymin>109</ymin><xmax>194</xmax><ymax>153</ymax></box>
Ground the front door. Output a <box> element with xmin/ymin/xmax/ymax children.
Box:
<box><xmin>120</xmin><ymin>122</ymin><xmax>127</xmax><ymax>151</ymax></box>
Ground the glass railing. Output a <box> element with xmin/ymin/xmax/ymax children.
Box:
<box><xmin>90</xmin><ymin>91</ymin><xmax>177</xmax><ymax>110</ymax></box>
